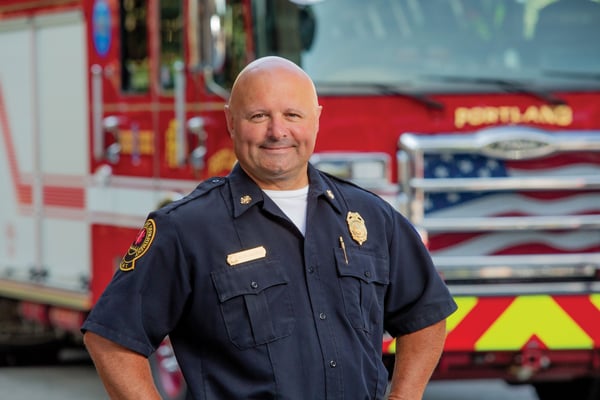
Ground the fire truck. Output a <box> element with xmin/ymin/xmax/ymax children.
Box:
<box><xmin>1</xmin><ymin>0</ymin><xmax>600</xmax><ymax>399</ymax></box>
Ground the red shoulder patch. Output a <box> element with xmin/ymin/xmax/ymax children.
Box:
<box><xmin>119</xmin><ymin>219</ymin><xmax>156</xmax><ymax>271</ymax></box>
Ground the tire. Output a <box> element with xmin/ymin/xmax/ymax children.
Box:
<box><xmin>149</xmin><ymin>337</ymin><xmax>187</xmax><ymax>400</ymax></box>
<box><xmin>0</xmin><ymin>341</ymin><xmax>62</xmax><ymax>366</ymax></box>
<box><xmin>0</xmin><ymin>299</ymin><xmax>65</xmax><ymax>366</ymax></box>
<box><xmin>534</xmin><ymin>378</ymin><xmax>600</xmax><ymax>400</ymax></box>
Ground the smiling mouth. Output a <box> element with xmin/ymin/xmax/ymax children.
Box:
<box><xmin>260</xmin><ymin>144</ymin><xmax>295</xmax><ymax>151</ymax></box>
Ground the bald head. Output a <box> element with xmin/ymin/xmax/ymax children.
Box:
<box><xmin>227</xmin><ymin>56</ymin><xmax>319</xmax><ymax>110</ymax></box>
<box><xmin>224</xmin><ymin>56</ymin><xmax>322</xmax><ymax>190</ymax></box>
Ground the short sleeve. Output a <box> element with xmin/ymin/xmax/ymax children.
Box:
<box><xmin>383</xmin><ymin>211</ymin><xmax>457</xmax><ymax>337</ymax></box>
<box><xmin>81</xmin><ymin>211</ymin><xmax>191</xmax><ymax>357</ymax></box>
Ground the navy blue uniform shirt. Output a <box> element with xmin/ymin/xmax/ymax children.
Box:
<box><xmin>82</xmin><ymin>163</ymin><xmax>457</xmax><ymax>400</ymax></box>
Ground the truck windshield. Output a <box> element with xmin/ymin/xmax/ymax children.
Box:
<box><xmin>250</xmin><ymin>0</ymin><xmax>600</xmax><ymax>93</ymax></box>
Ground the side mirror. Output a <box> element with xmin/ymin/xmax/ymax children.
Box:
<box><xmin>299</xmin><ymin>6</ymin><xmax>316</xmax><ymax>51</ymax></box>
<box><xmin>200</xmin><ymin>0</ymin><xmax>226</xmax><ymax>73</ymax></box>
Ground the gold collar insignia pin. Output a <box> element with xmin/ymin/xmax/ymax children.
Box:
<box><xmin>326</xmin><ymin>189</ymin><xmax>335</xmax><ymax>200</ymax></box>
<box><xmin>346</xmin><ymin>211</ymin><xmax>367</xmax><ymax>245</ymax></box>
<box><xmin>240</xmin><ymin>195</ymin><xmax>252</xmax><ymax>205</ymax></box>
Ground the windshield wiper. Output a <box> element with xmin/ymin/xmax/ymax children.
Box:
<box><xmin>315</xmin><ymin>82</ymin><xmax>445</xmax><ymax>111</ymax></box>
<box><xmin>542</xmin><ymin>70</ymin><xmax>600</xmax><ymax>82</ymax></box>
<box><xmin>424</xmin><ymin>75</ymin><xmax>566</xmax><ymax>106</ymax></box>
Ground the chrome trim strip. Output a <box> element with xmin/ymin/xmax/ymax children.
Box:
<box><xmin>434</xmin><ymin>253</ymin><xmax>600</xmax><ymax>269</ymax></box>
<box><xmin>449</xmin><ymin>281</ymin><xmax>600</xmax><ymax>296</ymax></box>
<box><xmin>423</xmin><ymin>215</ymin><xmax>600</xmax><ymax>231</ymax></box>
<box><xmin>91</xmin><ymin>64</ymin><xmax>104</xmax><ymax>161</ymax></box>
<box><xmin>174</xmin><ymin>61</ymin><xmax>187</xmax><ymax>165</ymax></box>
<box><xmin>411</xmin><ymin>176</ymin><xmax>600</xmax><ymax>192</ymax></box>
<box><xmin>400</xmin><ymin>127</ymin><xmax>600</xmax><ymax>158</ymax></box>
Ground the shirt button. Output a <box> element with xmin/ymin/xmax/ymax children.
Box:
<box><xmin>364</xmin><ymin>271</ymin><xmax>371</xmax><ymax>278</ymax></box>
<box><xmin>319</xmin><ymin>312</ymin><xmax>326</xmax><ymax>320</ymax></box>
<box><xmin>329</xmin><ymin>360</ymin><xmax>337</xmax><ymax>368</ymax></box>
<box><xmin>250</xmin><ymin>281</ymin><xmax>259</xmax><ymax>289</ymax></box>
<box><xmin>308</xmin><ymin>266</ymin><xmax>315</xmax><ymax>273</ymax></box>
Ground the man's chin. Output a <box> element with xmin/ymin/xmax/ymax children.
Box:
<box><xmin>250</xmin><ymin>165</ymin><xmax>308</xmax><ymax>189</ymax></box>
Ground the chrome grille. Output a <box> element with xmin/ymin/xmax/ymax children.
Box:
<box><xmin>397</xmin><ymin>126</ymin><xmax>600</xmax><ymax>291</ymax></box>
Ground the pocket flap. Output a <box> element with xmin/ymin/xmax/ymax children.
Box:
<box><xmin>211</xmin><ymin>261</ymin><xmax>288</xmax><ymax>302</ymax></box>
<box><xmin>334</xmin><ymin>248</ymin><xmax>389</xmax><ymax>284</ymax></box>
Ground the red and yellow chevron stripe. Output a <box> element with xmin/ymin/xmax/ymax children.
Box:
<box><xmin>383</xmin><ymin>294</ymin><xmax>600</xmax><ymax>354</ymax></box>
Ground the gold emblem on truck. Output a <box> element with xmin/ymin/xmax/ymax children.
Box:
<box><xmin>454</xmin><ymin>105</ymin><xmax>573</xmax><ymax>129</ymax></box>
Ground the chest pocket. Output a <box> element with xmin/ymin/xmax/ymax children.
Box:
<box><xmin>211</xmin><ymin>260</ymin><xmax>294</xmax><ymax>349</ymax></box>
<box><xmin>334</xmin><ymin>247</ymin><xmax>389</xmax><ymax>333</ymax></box>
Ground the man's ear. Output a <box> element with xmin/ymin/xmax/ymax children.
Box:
<box><xmin>315</xmin><ymin>105</ymin><xmax>323</xmax><ymax>135</ymax></box>
<box><xmin>224</xmin><ymin>105</ymin><xmax>234</xmax><ymax>137</ymax></box>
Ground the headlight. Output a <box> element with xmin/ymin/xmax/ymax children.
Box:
<box><xmin>311</xmin><ymin>152</ymin><xmax>390</xmax><ymax>187</ymax></box>
<box><xmin>311</xmin><ymin>152</ymin><xmax>401</xmax><ymax>208</ymax></box>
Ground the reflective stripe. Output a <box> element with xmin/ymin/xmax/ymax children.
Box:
<box><xmin>447</xmin><ymin>296</ymin><xmax>477</xmax><ymax>332</ymax></box>
<box><xmin>475</xmin><ymin>295</ymin><xmax>593</xmax><ymax>351</ymax></box>
<box><xmin>383</xmin><ymin>294</ymin><xmax>600</xmax><ymax>354</ymax></box>
<box><xmin>592</xmin><ymin>294</ymin><xmax>600</xmax><ymax>310</ymax></box>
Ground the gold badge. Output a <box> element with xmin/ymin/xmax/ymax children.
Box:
<box><xmin>346</xmin><ymin>211</ymin><xmax>367</xmax><ymax>245</ymax></box>
<box><xmin>119</xmin><ymin>219</ymin><xmax>156</xmax><ymax>271</ymax></box>
<box><xmin>240</xmin><ymin>195</ymin><xmax>252</xmax><ymax>205</ymax></box>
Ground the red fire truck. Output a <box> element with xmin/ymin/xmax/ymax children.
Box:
<box><xmin>1</xmin><ymin>0</ymin><xmax>600</xmax><ymax>399</ymax></box>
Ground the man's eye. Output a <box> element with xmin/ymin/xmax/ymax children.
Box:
<box><xmin>250</xmin><ymin>113</ymin><xmax>267</xmax><ymax>120</ymax></box>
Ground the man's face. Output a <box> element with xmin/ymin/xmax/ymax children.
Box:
<box><xmin>225</xmin><ymin>64</ymin><xmax>322</xmax><ymax>190</ymax></box>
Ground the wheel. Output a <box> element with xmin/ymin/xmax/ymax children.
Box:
<box><xmin>0</xmin><ymin>299</ymin><xmax>65</xmax><ymax>366</ymax></box>
<box><xmin>534</xmin><ymin>378</ymin><xmax>600</xmax><ymax>400</ymax></box>
<box><xmin>149</xmin><ymin>337</ymin><xmax>187</xmax><ymax>400</ymax></box>
<box><xmin>0</xmin><ymin>341</ymin><xmax>63</xmax><ymax>366</ymax></box>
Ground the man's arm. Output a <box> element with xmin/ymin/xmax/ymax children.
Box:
<box><xmin>387</xmin><ymin>319</ymin><xmax>447</xmax><ymax>400</ymax></box>
<box><xmin>83</xmin><ymin>331</ymin><xmax>162</xmax><ymax>400</ymax></box>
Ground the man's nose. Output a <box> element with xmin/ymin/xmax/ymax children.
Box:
<box><xmin>268</xmin><ymin>116</ymin><xmax>288</xmax><ymax>139</ymax></box>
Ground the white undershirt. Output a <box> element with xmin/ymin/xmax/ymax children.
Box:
<box><xmin>262</xmin><ymin>186</ymin><xmax>309</xmax><ymax>235</ymax></box>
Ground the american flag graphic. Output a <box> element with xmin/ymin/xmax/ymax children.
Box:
<box><xmin>423</xmin><ymin>153</ymin><xmax>600</xmax><ymax>257</ymax></box>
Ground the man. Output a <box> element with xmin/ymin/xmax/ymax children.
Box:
<box><xmin>82</xmin><ymin>56</ymin><xmax>457</xmax><ymax>399</ymax></box>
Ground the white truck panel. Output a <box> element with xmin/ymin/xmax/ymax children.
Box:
<box><xmin>0</xmin><ymin>11</ymin><xmax>90</xmax><ymax>296</ymax></box>
<box><xmin>36</xmin><ymin>12</ymin><xmax>88</xmax><ymax>176</ymax></box>
<box><xmin>0</xmin><ymin>19</ymin><xmax>37</xmax><ymax>278</ymax></box>
<box><xmin>0</xmin><ymin>20</ymin><xmax>35</xmax><ymax>176</ymax></box>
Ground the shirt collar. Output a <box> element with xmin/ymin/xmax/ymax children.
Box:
<box><xmin>307</xmin><ymin>163</ymin><xmax>343</xmax><ymax>214</ymax></box>
<box><xmin>228</xmin><ymin>163</ymin><xmax>342</xmax><ymax>218</ymax></box>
